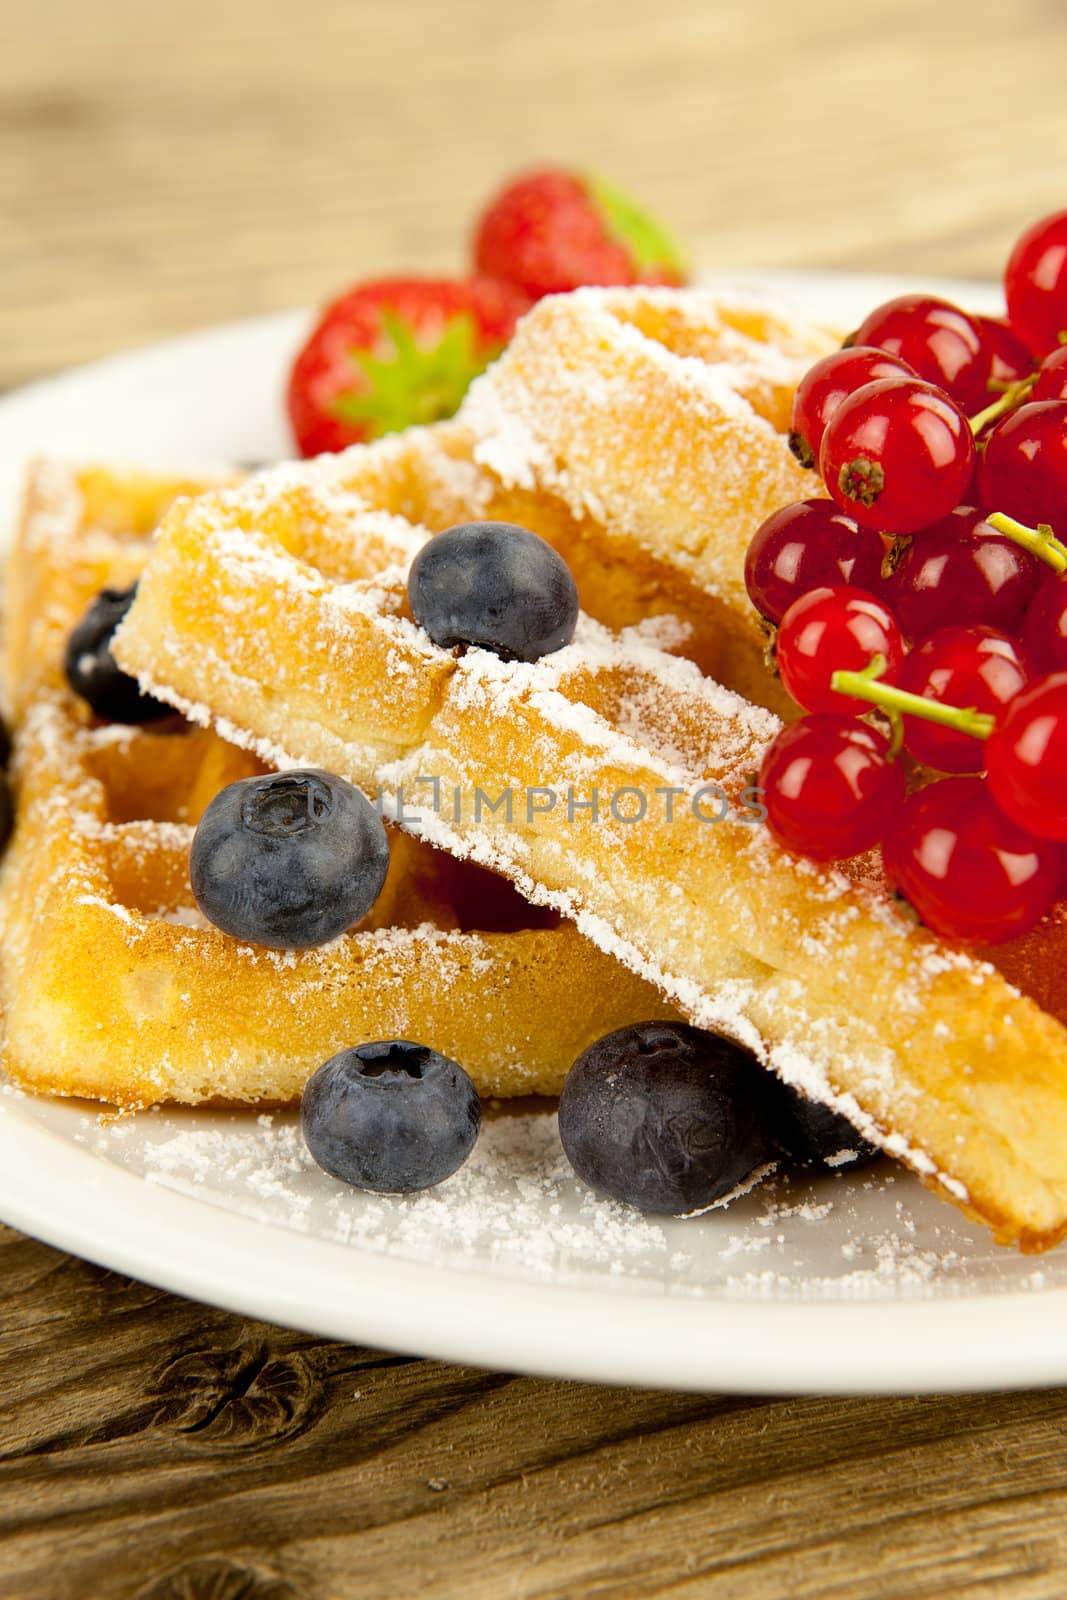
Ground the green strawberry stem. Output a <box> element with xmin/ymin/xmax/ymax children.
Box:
<box><xmin>987</xmin><ymin>512</ymin><xmax>1067</xmax><ymax>573</ymax></box>
<box><xmin>831</xmin><ymin>655</ymin><xmax>995</xmax><ymax>741</ymax></box>
<box><xmin>333</xmin><ymin>310</ymin><xmax>501</xmax><ymax>438</ymax></box>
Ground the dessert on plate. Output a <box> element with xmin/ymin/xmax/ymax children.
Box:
<box><xmin>110</xmin><ymin>283</ymin><xmax>1067</xmax><ymax>1251</ymax></box>
<box><xmin>6</xmin><ymin>194</ymin><xmax>1067</xmax><ymax>1253</ymax></box>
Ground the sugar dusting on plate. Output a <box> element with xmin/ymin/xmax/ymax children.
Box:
<box><xmin>70</xmin><ymin>1102</ymin><xmax>1052</xmax><ymax>1303</ymax></box>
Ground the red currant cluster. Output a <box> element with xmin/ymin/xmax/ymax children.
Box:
<box><xmin>748</xmin><ymin>209</ymin><xmax>1067</xmax><ymax>946</ymax></box>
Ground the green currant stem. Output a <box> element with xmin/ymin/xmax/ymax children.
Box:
<box><xmin>884</xmin><ymin>706</ymin><xmax>905</xmax><ymax>758</ymax></box>
<box><xmin>831</xmin><ymin>659</ymin><xmax>995</xmax><ymax>741</ymax></box>
<box><xmin>969</xmin><ymin>373</ymin><xmax>1037</xmax><ymax>435</ymax></box>
<box><xmin>986</xmin><ymin>511</ymin><xmax>1067</xmax><ymax>574</ymax></box>
<box><xmin>835</xmin><ymin>653</ymin><xmax>903</xmax><ymax>753</ymax></box>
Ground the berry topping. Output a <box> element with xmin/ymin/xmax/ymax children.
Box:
<box><xmin>1022</xmin><ymin>574</ymin><xmax>1067</xmax><ymax>673</ymax></box>
<box><xmin>977</xmin><ymin>400</ymin><xmax>1067</xmax><ymax>540</ymax></box>
<box><xmin>743</xmin><ymin>500</ymin><xmax>886</xmax><ymax>625</ymax></box>
<box><xmin>557</xmin><ymin>1022</ymin><xmax>776</xmax><ymax>1215</ymax></box>
<box><xmin>473</xmin><ymin>168</ymin><xmax>687</xmax><ymax>302</ymax></box>
<box><xmin>897</xmin><ymin>626</ymin><xmax>1034</xmax><ymax>774</ymax></box>
<box><xmin>1033</xmin><ymin>345</ymin><xmax>1067</xmax><ymax>403</ymax></box>
<box><xmin>408</xmin><ymin>521</ymin><xmax>579</xmax><ymax>661</ymax></box>
<box><xmin>974</xmin><ymin>315</ymin><xmax>1035</xmax><ymax>388</ymax></box>
<box><xmin>770</xmin><ymin>1083</ymin><xmax>879</xmax><ymax>1169</ymax></box>
<box><xmin>738</xmin><ymin>219</ymin><xmax>1067</xmax><ymax>931</ymax></box>
<box><xmin>851</xmin><ymin>294</ymin><xmax>991</xmax><ymax>411</ymax></box>
<box><xmin>190</xmin><ymin>770</ymin><xmax>389</xmax><ymax>949</ymax></box>
<box><xmin>887</xmin><ymin>507</ymin><xmax>1045</xmax><ymax>639</ymax></box>
<box><xmin>64</xmin><ymin>586</ymin><xmax>173</xmax><ymax>725</ymax></box>
<box><xmin>759</xmin><ymin>714</ymin><xmax>905</xmax><ymax>861</ymax></box>
<box><xmin>819</xmin><ymin>377</ymin><xmax>976</xmax><ymax>535</ymax></box>
<box><xmin>1004</xmin><ymin>209</ymin><xmax>1067</xmax><ymax>358</ymax></box>
<box><xmin>883</xmin><ymin>776</ymin><xmax>1060</xmax><ymax>944</ymax></box>
<box><xmin>986</xmin><ymin>673</ymin><xmax>1067</xmax><ymax>842</ymax></box>
<box><xmin>301</xmin><ymin>1041</ymin><xmax>481</xmax><ymax>1194</ymax></box>
<box><xmin>775</xmin><ymin>585</ymin><xmax>904</xmax><ymax>714</ymax></box>
<box><xmin>788</xmin><ymin>346</ymin><xmax>919</xmax><ymax>470</ymax></box>
<box><xmin>287</xmin><ymin>276</ymin><xmax>528</xmax><ymax>458</ymax></box>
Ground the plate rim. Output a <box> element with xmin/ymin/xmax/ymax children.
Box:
<box><xmin>3</xmin><ymin>1090</ymin><xmax>1065</xmax><ymax>1395</ymax></box>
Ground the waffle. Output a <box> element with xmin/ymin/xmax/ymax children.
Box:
<box><xmin>461</xmin><ymin>287</ymin><xmax>838</xmax><ymax>712</ymax></box>
<box><xmin>0</xmin><ymin>462</ymin><xmax>678</xmax><ymax>1108</ymax></box>
<box><xmin>114</xmin><ymin>423</ymin><xmax>1067</xmax><ymax>1252</ymax></box>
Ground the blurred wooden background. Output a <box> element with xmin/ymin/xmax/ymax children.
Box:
<box><xmin>5</xmin><ymin>1</ymin><xmax>1067</xmax><ymax>1596</ymax></box>
<box><xmin>5</xmin><ymin>0</ymin><xmax>1067</xmax><ymax>389</ymax></box>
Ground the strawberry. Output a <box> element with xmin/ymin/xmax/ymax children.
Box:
<box><xmin>473</xmin><ymin>168</ymin><xmax>688</xmax><ymax>302</ymax></box>
<box><xmin>287</xmin><ymin>276</ymin><xmax>529</xmax><ymax>458</ymax></box>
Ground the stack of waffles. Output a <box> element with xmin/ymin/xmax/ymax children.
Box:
<box><xmin>6</xmin><ymin>288</ymin><xmax>1067</xmax><ymax>1251</ymax></box>
<box><xmin>0</xmin><ymin>461</ymin><xmax>677</xmax><ymax>1108</ymax></box>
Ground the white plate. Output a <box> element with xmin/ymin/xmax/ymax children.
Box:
<box><xmin>2</xmin><ymin>269</ymin><xmax>1062</xmax><ymax>1397</ymax></box>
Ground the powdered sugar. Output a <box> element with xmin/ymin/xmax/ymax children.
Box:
<box><xmin>461</xmin><ymin>287</ymin><xmax>831</xmax><ymax>613</ymax></box>
<box><xmin>66</xmin><ymin>1101</ymin><xmax>1031</xmax><ymax>1301</ymax></box>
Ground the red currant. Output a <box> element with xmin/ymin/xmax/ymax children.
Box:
<box><xmin>819</xmin><ymin>378</ymin><xmax>975</xmax><ymax>536</ymax></box>
<box><xmin>977</xmin><ymin>400</ymin><xmax>1067</xmax><ymax>540</ymax></box>
<box><xmin>986</xmin><ymin>673</ymin><xmax>1067</xmax><ymax>841</ymax></box>
<box><xmin>760</xmin><ymin>714</ymin><xmax>905</xmax><ymax>861</ymax></box>
<box><xmin>1033</xmin><ymin>345</ymin><xmax>1067</xmax><ymax>403</ymax></box>
<box><xmin>883</xmin><ymin>776</ymin><xmax>1060</xmax><ymax>944</ymax></box>
<box><xmin>887</xmin><ymin>506</ymin><xmax>1044</xmax><ymax>638</ymax></box>
<box><xmin>974</xmin><ymin>314</ymin><xmax>1035</xmax><ymax>389</ymax></box>
<box><xmin>1004</xmin><ymin>209</ymin><xmax>1067</xmax><ymax>358</ymax></box>
<box><xmin>897</xmin><ymin>625</ymin><xmax>1034</xmax><ymax>774</ymax></box>
<box><xmin>776</xmin><ymin>585</ymin><xmax>904</xmax><ymax>714</ymax></box>
<box><xmin>852</xmin><ymin>294</ymin><xmax>991</xmax><ymax>411</ymax></box>
<box><xmin>788</xmin><ymin>346</ymin><xmax>918</xmax><ymax>470</ymax></box>
<box><xmin>1022</xmin><ymin>573</ymin><xmax>1067</xmax><ymax>672</ymax></box>
<box><xmin>743</xmin><ymin>499</ymin><xmax>886</xmax><ymax>625</ymax></box>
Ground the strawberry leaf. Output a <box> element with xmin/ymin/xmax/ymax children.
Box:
<box><xmin>584</xmin><ymin>174</ymin><xmax>688</xmax><ymax>277</ymax></box>
<box><xmin>332</xmin><ymin>310</ymin><xmax>501</xmax><ymax>438</ymax></box>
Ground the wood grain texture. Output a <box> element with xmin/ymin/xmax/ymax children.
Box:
<box><xmin>5</xmin><ymin>1</ymin><xmax>1067</xmax><ymax>1594</ymax></box>
<box><xmin>6</xmin><ymin>1224</ymin><xmax>1067</xmax><ymax>1600</ymax></box>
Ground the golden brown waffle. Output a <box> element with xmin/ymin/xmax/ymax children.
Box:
<box><xmin>461</xmin><ymin>288</ymin><xmax>837</xmax><ymax>711</ymax></box>
<box><xmin>0</xmin><ymin>462</ymin><xmax>678</xmax><ymax>1108</ymax></box>
<box><xmin>116</xmin><ymin>428</ymin><xmax>1067</xmax><ymax>1250</ymax></box>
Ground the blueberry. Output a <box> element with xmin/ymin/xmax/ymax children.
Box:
<box><xmin>64</xmin><ymin>585</ymin><xmax>172</xmax><ymax>724</ymax></box>
<box><xmin>770</xmin><ymin>1082</ymin><xmax>880</xmax><ymax>1170</ymax></box>
<box><xmin>301</xmin><ymin>1040</ymin><xmax>482</xmax><ymax>1193</ymax></box>
<box><xmin>558</xmin><ymin>1022</ymin><xmax>777</xmax><ymax>1215</ymax></box>
<box><xmin>190</xmin><ymin>769</ymin><xmax>389</xmax><ymax>949</ymax></box>
<box><xmin>408</xmin><ymin>521</ymin><xmax>579</xmax><ymax>662</ymax></box>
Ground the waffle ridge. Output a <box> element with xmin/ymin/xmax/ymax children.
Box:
<box><xmin>461</xmin><ymin>286</ymin><xmax>839</xmax><ymax>710</ymax></box>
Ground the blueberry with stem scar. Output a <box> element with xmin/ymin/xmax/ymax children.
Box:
<box><xmin>558</xmin><ymin>1022</ymin><xmax>777</xmax><ymax>1215</ymax></box>
<box><xmin>302</xmin><ymin>1041</ymin><xmax>482</xmax><ymax>1193</ymax></box>
<box><xmin>190</xmin><ymin>769</ymin><xmax>389</xmax><ymax>949</ymax></box>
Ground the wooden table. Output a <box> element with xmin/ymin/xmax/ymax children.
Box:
<box><xmin>4</xmin><ymin>2</ymin><xmax>1067</xmax><ymax>1594</ymax></box>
